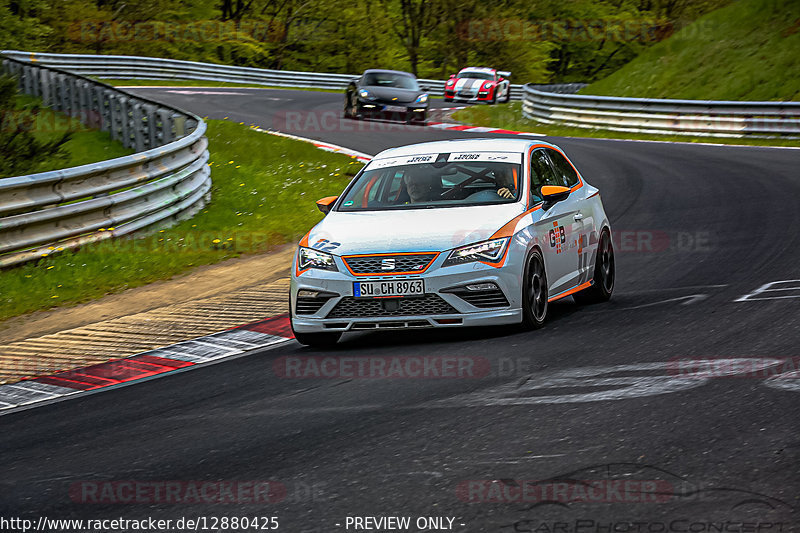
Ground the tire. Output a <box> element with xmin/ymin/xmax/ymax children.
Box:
<box><xmin>290</xmin><ymin>296</ymin><xmax>342</xmax><ymax>347</ymax></box>
<box><xmin>343</xmin><ymin>92</ymin><xmax>359</xmax><ymax>120</ymax></box>
<box><xmin>521</xmin><ymin>248</ymin><xmax>548</xmax><ymax>330</ymax></box>
<box><xmin>491</xmin><ymin>89</ymin><xmax>497</xmax><ymax>105</ymax></box>
<box><xmin>573</xmin><ymin>229</ymin><xmax>615</xmax><ymax>304</ymax></box>
<box><xmin>343</xmin><ymin>92</ymin><xmax>352</xmax><ymax>118</ymax></box>
<box><xmin>293</xmin><ymin>330</ymin><xmax>342</xmax><ymax>348</ymax></box>
<box><xmin>503</xmin><ymin>86</ymin><xmax>511</xmax><ymax>103</ymax></box>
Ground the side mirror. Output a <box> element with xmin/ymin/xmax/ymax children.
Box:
<box><xmin>449</xmin><ymin>74</ymin><xmax>455</xmax><ymax>79</ymax></box>
<box><xmin>498</xmin><ymin>77</ymin><xmax>505</xmax><ymax>82</ymax></box>
<box><xmin>540</xmin><ymin>185</ymin><xmax>570</xmax><ymax>208</ymax></box>
<box><xmin>316</xmin><ymin>196</ymin><xmax>338</xmax><ymax>214</ymax></box>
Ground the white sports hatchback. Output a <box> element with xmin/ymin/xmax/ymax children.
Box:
<box><xmin>290</xmin><ymin>138</ymin><xmax>614</xmax><ymax>346</ymax></box>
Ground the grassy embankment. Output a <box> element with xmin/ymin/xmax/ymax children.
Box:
<box><xmin>453</xmin><ymin>0</ymin><xmax>800</xmax><ymax>146</ymax></box>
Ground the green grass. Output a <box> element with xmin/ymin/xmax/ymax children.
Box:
<box><xmin>583</xmin><ymin>0</ymin><xmax>800</xmax><ymax>101</ymax></box>
<box><xmin>451</xmin><ymin>102</ymin><xmax>800</xmax><ymax>147</ymax></box>
<box><xmin>0</xmin><ymin>121</ymin><xmax>362</xmax><ymax>321</ymax></box>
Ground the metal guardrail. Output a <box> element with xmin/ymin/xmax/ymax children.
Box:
<box><xmin>1</xmin><ymin>51</ymin><xmax>525</xmax><ymax>100</ymax></box>
<box><xmin>522</xmin><ymin>84</ymin><xmax>800</xmax><ymax>137</ymax></box>
<box><xmin>0</xmin><ymin>55</ymin><xmax>210</xmax><ymax>268</ymax></box>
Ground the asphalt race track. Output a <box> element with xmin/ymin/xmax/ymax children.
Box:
<box><xmin>1</xmin><ymin>87</ymin><xmax>799</xmax><ymax>532</ymax></box>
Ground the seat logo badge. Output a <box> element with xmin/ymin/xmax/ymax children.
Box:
<box><xmin>381</xmin><ymin>259</ymin><xmax>396</xmax><ymax>270</ymax></box>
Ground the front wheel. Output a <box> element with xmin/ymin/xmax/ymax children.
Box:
<box><xmin>293</xmin><ymin>330</ymin><xmax>342</xmax><ymax>348</ymax></box>
<box><xmin>521</xmin><ymin>249</ymin><xmax>548</xmax><ymax>330</ymax></box>
<box><xmin>574</xmin><ymin>229</ymin><xmax>615</xmax><ymax>304</ymax></box>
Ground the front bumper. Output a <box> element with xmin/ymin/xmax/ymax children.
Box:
<box><xmin>356</xmin><ymin>99</ymin><xmax>428</xmax><ymax>121</ymax></box>
<box><xmin>291</xmin><ymin>254</ymin><xmax>523</xmax><ymax>333</ymax></box>
<box><xmin>444</xmin><ymin>89</ymin><xmax>494</xmax><ymax>102</ymax></box>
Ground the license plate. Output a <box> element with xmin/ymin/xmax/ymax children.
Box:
<box><xmin>354</xmin><ymin>280</ymin><xmax>424</xmax><ymax>298</ymax></box>
<box><xmin>384</xmin><ymin>105</ymin><xmax>406</xmax><ymax>113</ymax></box>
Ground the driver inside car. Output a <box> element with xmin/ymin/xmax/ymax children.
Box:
<box><xmin>401</xmin><ymin>169</ymin><xmax>443</xmax><ymax>203</ymax></box>
<box><xmin>494</xmin><ymin>165</ymin><xmax>517</xmax><ymax>199</ymax></box>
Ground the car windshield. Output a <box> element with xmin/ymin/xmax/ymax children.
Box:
<box><xmin>459</xmin><ymin>71</ymin><xmax>494</xmax><ymax>80</ymax></box>
<box><xmin>337</xmin><ymin>152</ymin><xmax>522</xmax><ymax>211</ymax></box>
<box><xmin>362</xmin><ymin>72</ymin><xmax>419</xmax><ymax>90</ymax></box>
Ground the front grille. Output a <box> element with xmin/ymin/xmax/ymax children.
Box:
<box><xmin>326</xmin><ymin>294</ymin><xmax>458</xmax><ymax>319</ymax></box>
<box><xmin>343</xmin><ymin>253</ymin><xmax>437</xmax><ymax>275</ymax></box>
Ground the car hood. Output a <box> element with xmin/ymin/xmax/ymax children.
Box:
<box><xmin>308</xmin><ymin>203</ymin><xmax>524</xmax><ymax>256</ymax></box>
<box><xmin>362</xmin><ymin>86</ymin><xmax>421</xmax><ymax>103</ymax></box>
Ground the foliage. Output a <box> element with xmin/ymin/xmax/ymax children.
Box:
<box><xmin>0</xmin><ymin>75</ymin><xmax>72</xmax><ymax>178</ymax></box>
<box><xmin>0</xmin><ymin>0</ymin><xmax>731</xmax><ymax>83</ymax></box>
<box><xmin>583</xmin><ymin>0</ymin><xmax>800</xmax><ymax>100</ymax></box>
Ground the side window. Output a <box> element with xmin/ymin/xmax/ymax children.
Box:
<box><xmin>529</xmin><ymin>149</ymin><xmax>559</xmax><ymax>202</ymax></box>
<box><xmin>546</xmin><ymin>148</ymin><xmax>579</xmax><ymax>187</ymax></box>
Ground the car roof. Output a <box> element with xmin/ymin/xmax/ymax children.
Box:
<box><xmin>362</xmin><ymin>69</ymin><xmax>416</xmax><ymax>78</ymax></box>
<box><xmin>459</xmin><ymin>67</ymin><xmax>496</xmax><ymax>74</ymax></box>
<box><xmin>373</xmin><ymin>138</ymin><xmax>555</xmax><ymax>159</ymax></box>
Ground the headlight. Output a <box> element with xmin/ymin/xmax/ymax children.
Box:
<box><xmin>415</xmin><ymin>93</ymin><xmax>429</xmax><ymax>104</ymax></box>
<box><xmin>298</xmin><ymin>247</ymin><xmax>338</xmax><ymax>272</ymax></box>
<box><xmin>358</xmin><ymin>89</ymin><xmax>375</xmax><ymax>100</ymax></box>
<box><xmin>443</xmin><ymin>238</ymin><xmax>509</xmax><ymax>267</ymax></box>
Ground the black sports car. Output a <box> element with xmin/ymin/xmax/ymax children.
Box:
<box><xmin>343</xmin><ymin>69</ymin><xmax>429</xmax><ymax>124</ymax></box>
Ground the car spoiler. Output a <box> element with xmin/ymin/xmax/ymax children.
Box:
<box><xmin>498</xmin><ymin>70</ymin><xmax>511</xmax><ymax>79</ymax></box>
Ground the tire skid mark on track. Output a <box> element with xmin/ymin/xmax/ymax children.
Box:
<box><xmin>0</xmin><ymin>315</ymin><xmax>294</xmax><ymax>414</ymax></box>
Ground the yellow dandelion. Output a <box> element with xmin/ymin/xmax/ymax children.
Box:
<box><xmin>48</xmin><ymin>246</ymin><xmax>55</xmax><ymax>250</ymax></box>
<box><xmin>51</xmin><ymin>295</ymin><xmax>59</xmax><ymax>299</ymax></box>
<box><xmin>212</xmin><ymin>239</ymin><xmax>221</xmax><ymax>244</ymax></box>
<box><xmin>228</xmin><ymin>160</ymin><xmax>234</xmax><ymax>164</ymax></box>
<box><xmin>191</xmin><ymin>224</ymin><xmax>197</xmax><ymax>228</ymax></box>
<box><xmin>107</xmin><ymin>227</ymin><xmax>114</xmax><ymax>231</ymax></box>
<box><xmin>226</xmin><ymin>237</ymin><xmax>233</xmax><ymax>241</ymax></box>
<box><xmin>223</xmin><ymin>116</ymin><xmax>229</xmax><ymax>119</ymax></box>
<box><xmin>57</xmin><ymin>284</ymin><xmax>62</xmax><ymax>287</ymax></box>
<box><xmin>46</xmin><ymin>266</ymin><xmax>54</xmax><ymax>270</ymax></box>
<box><xmin>235</xmin><ymin>165</ymin><xmax>241</xmax><ymax>168</ymax></box>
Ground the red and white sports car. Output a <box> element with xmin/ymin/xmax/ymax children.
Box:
<box><xmin>444</xmin><ymin>67</ymin><xmax>511</xmax><ymax>104</ymax></box>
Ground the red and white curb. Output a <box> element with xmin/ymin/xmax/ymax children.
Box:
<box><xmin>426</xmin><ymin>121</ymin><xmax>545</xmax><ymax>136</ymax></box>
<box><xmin>0</xmin><ymin>314</ymin><xmax>294</xmax><ymax>413</ymax></box>
<box><xmin>253</xmin><ymin>128</ymin><xmax>372</xmax><ymax>162</ymax></box>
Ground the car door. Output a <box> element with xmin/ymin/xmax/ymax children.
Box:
<box><xmin>529</xmin><ymin>148</ymin><xmax>582</xmax><ymax>296</ymax></box>
<box><xmin>545</xmin><ymin>148</ymin><xmax>595</xmax><ymax>285</ymax></box>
